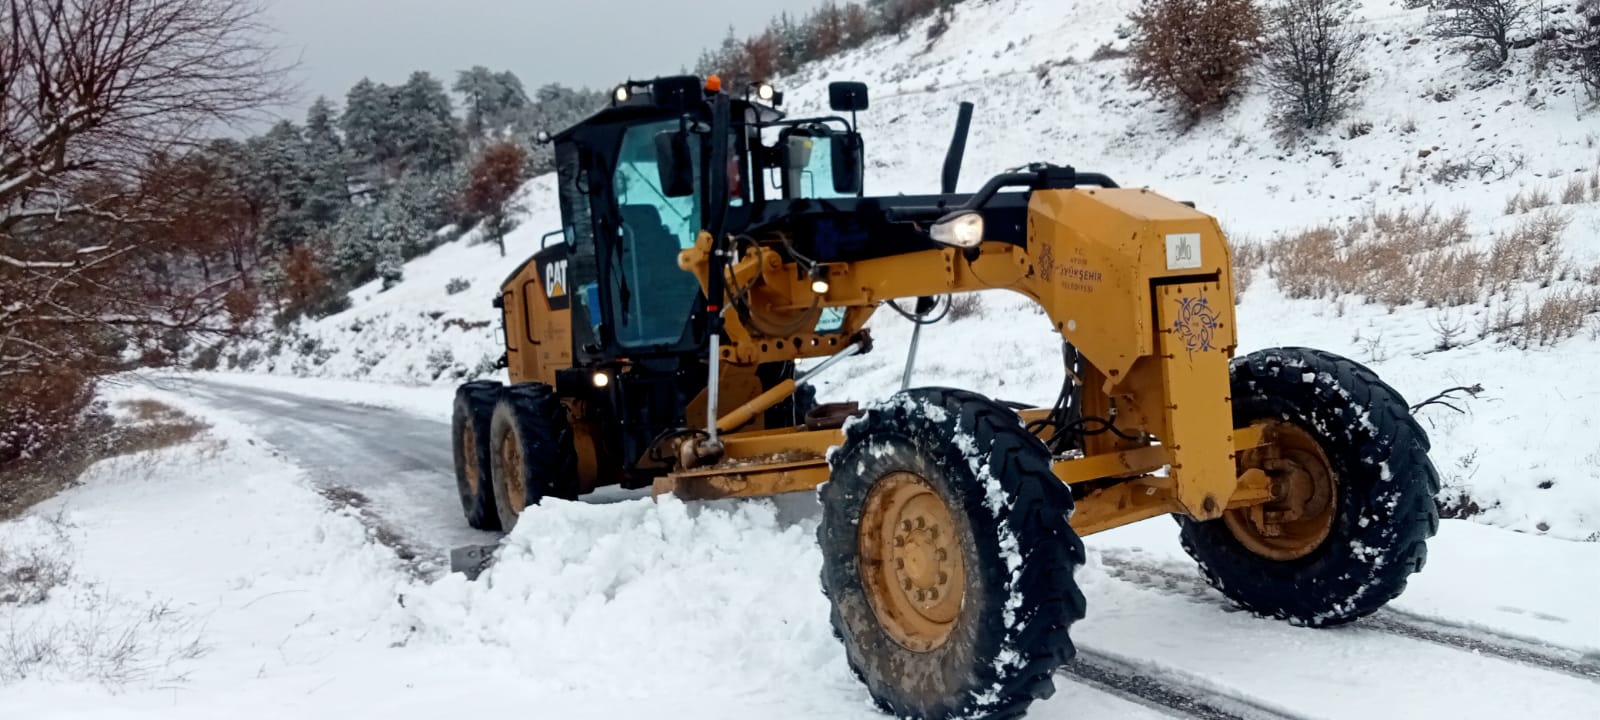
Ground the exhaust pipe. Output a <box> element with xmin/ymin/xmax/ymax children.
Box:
<box><xmin>902</xmin><ymin>101</ymin><xmax>976</xmax><ymax>393</ymax></box>
<box><xmin>941</xmin><ymin>101</ymin><xmax>974</xmax><ymax>194</ymax></box>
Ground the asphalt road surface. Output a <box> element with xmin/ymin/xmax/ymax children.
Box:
<box><xmin>170</xmin><ymin>377</ymin><xmax>501</xmax><ymax>565</ymax></box>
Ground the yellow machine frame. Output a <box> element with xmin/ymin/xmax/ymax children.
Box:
<box><xmin>655</xmin><ymin>186</ymin><xmax>1271</xmax><ymax>536</ymax></box>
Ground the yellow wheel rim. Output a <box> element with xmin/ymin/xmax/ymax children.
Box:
<box><xmin>499</xmin><ymin>430</ymin><xmax>526</xmax><ymax>516</ymax></box>
<box><xmin>1225</xmin><ymin>420</ymin><xmax>1338</xmax><ymax>561</ymax></box>
<box><xmin>859</xmin><ymin>472</ymin><xmax>967</xmax><ymax>652</ymax></box>
<box><xmin>461</xmin><ymin>422</ymin><xmax>480</xmax><ymax>496</ymax></box>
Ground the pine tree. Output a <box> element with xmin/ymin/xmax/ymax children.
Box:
<box><xmin>775</xmin><ymin>13</ymin><xmax>810</xmax><ymax>72</ymax></box>
<box><xmin>394</xmin><ymin>71</ymin><xmax>461</xmax><ymax>176</ymax></box>
<box><xmin>252</xmin><ymin>120</ymin><xmax>313</xmax><ymax>254</ymax></box>
<box><xmin>330</xmin><ymin>205</ymin><xmax>380</xmax><ymax>281</ymax></box>
<box><xmin>456</xmin><ymin>67</ymin><xmax>532</xmax><ymax>145</ymax></box>
<box><xmin>454</xmin><ymin>66</ymin><xmax>497</xmax><ymax>140</ymax></box>
<box><xmin>376</xmin><ymin>235</ymin><xmax>404</xmax><ymax>291</ymax></box>
<box><xmin>303</xmin><ymin>97</ymin><xmax>350</xmax><ymax>228</ymax></box>
<box><xmin>341</xmin><ymin>78</ymin><xmax>399</xmax><ymax>180</ymax></box>
<box><xmin>490</xmin><ymin>71</ymin><xmax>530</xmax><ymax>128</ymax></box>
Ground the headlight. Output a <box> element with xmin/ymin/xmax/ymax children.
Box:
<box><xmin>929</xmin><ymin>211</ymin><xmax>984</xmax><ymax>248</ymax></box>
<box><xmin>613</xmin><ymin>85</ymin><xmax>630</xmax><ymax>103</ymax></box>
<box><xmin>756</xmin><ymin>82</ymin><xmax>776</xmax><ymax>102</ymax></box>
<box><xmin>592</xmin><ymin>371</ymin><xmax>611</xmax><ymax>388</ymax></box>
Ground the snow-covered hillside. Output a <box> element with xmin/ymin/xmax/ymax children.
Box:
<box><xmin>230</xmin><ymin>0</ymin><xmax>1600</xmax><ymax>539</ymax></box>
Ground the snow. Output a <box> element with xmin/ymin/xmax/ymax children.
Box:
<box><xmin>19</xmin><ymin>0</ymin><xmax>1600</xmax><ymax>715</ymax></box>
<box><xmin>5</xmin><ymin>379</ymin><xmax>1596</xmax><ymax>717</ymax></box>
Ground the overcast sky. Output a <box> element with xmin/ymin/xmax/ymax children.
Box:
<box><xmin>262</xmin><ymin>0</ymin><xmax>831</xmax><ymax>118</ymax></box>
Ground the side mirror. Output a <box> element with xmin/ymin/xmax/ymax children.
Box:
<box><xmin>654</xmin><ymin>130</ymin><xmax>694</xmax><ymax>197</ymax></box>
<box><xmin>828</xmin><ymin>81</ymin><xmax>869</xmax><ymax>112</ymax></box>
<box><xmin>830</xmin><ymin>132</ymin><xmax>863</xmax><ymax>196</ymax></box>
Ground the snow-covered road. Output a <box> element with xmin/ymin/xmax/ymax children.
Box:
<box><xmin>171</xmin><ymin>377</ymin><xmax>498</xmax><ymax>563</ymax></box>
<box><xmin>105</xmin><ymin>374</ymin><xmax>1597</xmax><ymax>720</ymax></box>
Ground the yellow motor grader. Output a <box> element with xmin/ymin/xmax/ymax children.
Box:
<box><xmin>449</xmin><ymin>76</ymin><xmax>1440</xmax><ymax>719</ymax></box>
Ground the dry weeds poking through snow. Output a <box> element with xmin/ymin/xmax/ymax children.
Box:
<box><xmin>1262</xmin><ymin>194</ymin><xmax>1600</xmax><ymax>348</ymax></box>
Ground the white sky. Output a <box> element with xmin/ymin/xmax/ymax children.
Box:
<box><xmin>262</xmin><ymin>0</ymin><xmax>832</xmax><ymax>118</ymax></box>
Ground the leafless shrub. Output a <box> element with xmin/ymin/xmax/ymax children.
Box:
<box><xmin>1090</xmin><ymin>42</ymin><xmax>1131</xmax><ymax>61</ymax></box>
<box><xmin>1428</xmin><ymin>312</ymin><xmax>1470</xmax><ymax>350</ymax></box>
<box><xmin>1482</xmin><ymin>210</ymin><xmax>1569</xmax><ymax>295</ymax></box>
<box><xmin>1512</xmin><ymin>287</ymin><xmax>1600</xmax><ymax>347</ymax></box>
<box><xmin>1562</xmin><ymin>176</ymin><xmax>1588</xmax><ymax>204</ymax></box>
<box><xmin>1430</xmin><ymin>158</ymin><xmax>1475</xmax><ymax>184</ymax></box>
<box><xmin>1128</xmin><ymin>0</ymin><xmax>1264</xmax><ymax>118</ymax></box>
<box><xmin>1263</xmin><ymin>0</ymin><xmax>1363</xmax><ymax>134</ymax></box>
<box><xmin>1</xmin><ymin>400</ymin><xmax>204</xmax><ymax>521</ymax></box>
<box><xmin>945</xmin><ymin>293</ymin><xmax>985</xmax><ymax>321</ymax></box>
<box><xmin>0</xmin><ymin>545</ymin><xmax>72</xmax><ymax>606</ymax></box>
<box><xmin>2</xmin><ymin>0</ymin><xmax>290</xmax><ymax>471</ymax></box>
<box><xmin>1230</xmin><ymin>237</ymin><xmax>1267</xmax><ymax>299</ymax></box>
<box><xmin>1426</xmin><ymin>0</ymin><xmax>1531</xmax><ymax>70</ymax></box>
<box><xmin>1554</xmin><ymin>3</ymin><xmax>1600</xmax><ymax>100</ymax></box>
<box><xmin>1504</xmin><ymin>185</ymin><xmax>1554</xmax><ymax>214</ymax></box>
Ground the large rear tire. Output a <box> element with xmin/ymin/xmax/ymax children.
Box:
<box><xmin>488</xmin><ymin>383</ymin><xmax>579</xmax><ymax>532</ymax></box>
<box><xmin>451</xmin><ymin>380</ymin><xmax>502</xmax><ymax>531</ymax></box>
<box><xmin>1179</xmin><ymin>347</ymin><xmax>1440</xmax><ymax>626</ymax></box>
<box><xmin>820</xmin><ymin>387</ymin><xmax>1086</xmax><ymax>720</ymax></box>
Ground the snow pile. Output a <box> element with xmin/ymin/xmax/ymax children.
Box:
<box><xmin>233</xmin><ymin>0</ymin><xmax>1600</xmax><ymax>538</ymax></box>
<box><xmin>0</xmin><ymin>388</ymin><xmax>415</xmax><ymax>714</ymax></box>
<box><xmin>397</xmin><ymin>496</ymin><xmax>873</xmax><ymax>714</ymax></box>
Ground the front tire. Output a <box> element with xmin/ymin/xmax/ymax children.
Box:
<box><xmin>1179</xmin><ymin>347</ymin><xmax>1440</xmax><ymax>626</ymax></box>
<box><xmin>820</xmin><ymin>387</ymin><xmax>1086</xmax><ymax>720</ymax></box>
<box><xmin>488</xmin><ymin>383</ymin><xmax>579</xmax><ymax>532</ymax></box>
<box><xmin>451</xmin><ymin>380</ymin><xmax>502</xmax><ymax>531</ymax></box>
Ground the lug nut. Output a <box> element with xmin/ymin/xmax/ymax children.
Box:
<box><xmin>938</xmin><ymin>571</ymin><xmax>949</xmax><ymax>585</ymax></box>
<box><xmin>928</xmin><ymin>588</ymin><xmax>940</xmax><ymax>601</ymax></box>
<box><xmin>901</xmin><ymin>519</ymin><xmax>914</xmax><ymax>532</ymax></box>
<box><xmin>915</xmin><ymin>516</ymin><xmax>926</xmax><ymax>529</ymax></box>
<box><xmin>902</xmin><ymin>578</ymin><xmax>914</xmax><ymax>591</ymax></box>
<box><xmin>895</xmin><ymin>558</ymin><xmax>905</xmax><ymax>570</ymax></box>
<box><xmin>935</xmin><ymin>549</ymin><xmax>947</xmax><ymax>562</ymax></box>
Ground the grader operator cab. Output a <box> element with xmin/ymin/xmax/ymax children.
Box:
<box><xmin>450</xmin><ymin>75</ymin><xmax>1440</xmax><ymax>719</ymax></box>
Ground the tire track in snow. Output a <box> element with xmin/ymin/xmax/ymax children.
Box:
<box><xmin>1362</xmin><ymin>611</ymin><xmax>1600</xmax><ymax>682</ymax></box>
<box><xmin>1096</xmin><ymin>550</ymin><xmax>1600</xmax><ymax>683</ymax></box>
<box><xmin>1062</xmin><ymin>648</ymin><xmax>1311</xmax><ymax>720</ymax></box>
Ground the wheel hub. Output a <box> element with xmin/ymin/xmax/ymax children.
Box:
<box><xmin>859</xmin><ymin>472</ymin><xmax>966</xmax><ymax>652</ymax></box>
<box><xmin>1225</xmin><ymin>420</ymin><xmax>1338</xmax><ymax>561</ymax></box>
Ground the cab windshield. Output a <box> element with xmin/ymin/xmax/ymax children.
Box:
<box><xmin>608</xmin><ymin>118</ymin><xmax>703</xmax><ymax>349</ymax></box>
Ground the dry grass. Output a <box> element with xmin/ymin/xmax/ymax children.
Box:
<box><xmin>0</xmin><ymin>593</ymin><xmax>210</xmax><ymax>684</ymax></box>
<box><xmin>0</xmin><ymin>400</ymin><xmax>205</xmax><ymax>522</ymax></box>
<box><xmin>1263</xmin><ymin>197</ymin><xmax>1598</xmax><ymax>346</ymax></box>
<box><xmin>945</xmin><ymin>293</ymin><xmax>986</xmax><ymax>321</ymax></box>
<box><xmin>1230</xmin><ymin>236</ymin><xmax>1266</xmax><ymax>300</ymax></box>
<box><xmin>1272</xmin><ymin>206</ymin><xmax>1472</xmax><ymax>307</ymax></box>
<box><xmin>1504</xmin><ymin>186</ymin><xmax>1553</xmax><ymax>215</ymax></box>
<box><xmin>0</xmin><ymin>515</ymin><xmax>73</xmax><ymax>607</ymax></box>
<box><xmin>1562</xmin><ymin>176</ymin><xmax>1588</xmax><ymax>204</ymax></box>
<box><xmin>1505</xmin><ymin>288</ymin><xmax>1600</xmax><ymax>348</ymax></box>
